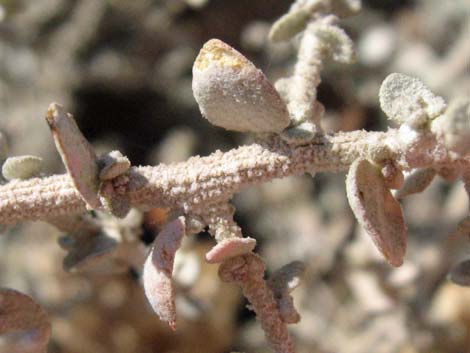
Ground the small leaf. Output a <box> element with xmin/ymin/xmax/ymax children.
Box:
<box><xmin>269</xmin><ymin>9</ymin><xmax>311</xmax><ymax>43</ymax></box>
<box><xmin>0</xmin><ymin>288</ymin><xmax>51</xmax><ymax>352</ymax></box>
<box><xmin>394</xmin><ymin>168</ymin><xmax>436</xmax><ymax>200</ymax></box>
<box><xmin>205</xmin><ymin>236</ymin><xmax>256</xmax><ymax>264</ymax></box>
<box><xmin>448</xmin><ymin>259</ymin><xmax>470</xmax><ymax>287</ymax></box>
<box><xmin>379</xmin><ymin>73</ymin><xmax>446</xmax><ymax>128</ymax></box>
<box><xmin>1</xmin><ymin>155</ymin><xmax>42</xmax><ymax>180</ymax></box>
<box><xmin>346</xmin><ymin>159</ymin><xmax>407</xmax><ymax>267</ymax></box>
<box><xmin>192</xmin><ymin>39</ymin><xmax>290</xmax><ymax>133</ymax></box>
<box><xmin>281</xmin><ymin>121</ymin><xmax>317</xmax><ymax>145</ymax></box>
<box><xmin>45</xmin><ymin>103</ymin><xmax>102</xmax><ymax>210</ymax></box>
<box><xmin>98</xmin><ymin>150</ymin><xmax>131</xmax><ymax>181</ymax></box>
<box><xmin>143</xmin><ymin>216</ymin><xmax>186</xmax><ymax>330</ymax></box>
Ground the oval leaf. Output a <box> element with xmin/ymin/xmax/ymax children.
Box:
<box><xmin>143</xmin><ymin>216</ymin><xmax>186</xmax><ymax>330</ymax></box>
<box><xmin>45</xmin><ymin>103</ymin><xmax>102</xmax><ymax>210</ymax></box>
<box><xmin>192</xmin><ymin>39</ymin><xmax>290</xmax><ymax>133</ymax></box>
<box><xmin>346</xmin><ymin>159</ymin><xmax>407</xmax><ymax>267</ymax></box>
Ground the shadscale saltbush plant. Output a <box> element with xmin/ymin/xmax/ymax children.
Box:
<box><xmin>0</xmin><ymin>0</ymin><xmax>469</xmax><ymax>352</ymax></box>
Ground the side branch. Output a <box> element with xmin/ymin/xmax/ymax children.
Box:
<box><xmin>0</xmin><ymin>129</ymin><xmax>460</xmax><ymax>225</ymax></box>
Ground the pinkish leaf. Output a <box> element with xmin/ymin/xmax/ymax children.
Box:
<box><xmin>205</xmin><ymin>236</ymin><xmax>256</xmax><ymax>263</ymax></box>
<box><xmin>143</xmin><ymin>216</ymin><xmax>186</xmax><ymax>330</ymax></box>
<box><xmin>346</xmin><ymin>159</ymin><xmax>407</xmax><ymax>267</ymax></box>
<box><xmin>394</xmin><ymin>168</ymin><xmax>436</xmax><ymax>200</ymax></box>
<box><xmin>0</xmin><ymin>288</ymin><xmax>51</xmax><ymax>353</ymax></box>
<box><xmin>45</xmin><ymin>103</ymin><xmax>102</xmax><ymax>210</ymax></box>
<box><xmin>192</xmin><ymin>39</ymin><xmax>290</xmax><ymax>133</ymax></box>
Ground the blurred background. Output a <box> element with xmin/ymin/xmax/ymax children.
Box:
<box><xmin>0</xmin><ymin>0</ymin><xmax>469</xmax><ymax>352</ymax></box>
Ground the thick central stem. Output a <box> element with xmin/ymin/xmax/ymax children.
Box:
<box><xmin>0</xmin><ymin>129</ymin><xmax>453</xmax><ymax>226</ymax></box>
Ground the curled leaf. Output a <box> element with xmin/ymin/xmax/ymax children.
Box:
<box><xmin>45</xmin><ymin>103</ymin><xmax>102</xmax><ymax>210</ymax></box>
<box><xmin>448</xmin><ymin>259</ymin><xmax>470</xmax><ymax>287</ymax></box>
<box><xmin>192</xmin><ymin>39</ymin><xmax>290</xmax><ymax>133</ymax></box>
<box><xmin>1</xmin><ymin>155</ymin><xmax>43</xmax><ymax>181</ymax></box>
<box><xmin>314</xmin><ymin>20</ymin><xmax>355</xmax><ymax>64</ymax></box>
<box><xmin>379</xmin><ymin>73</ymin><xmax>446</xmax><ymax>128</ymax></box>
<box><xmin>143</xmin><ymin>216</ymin><xmax>186</xmax><ymax>330</ymax></box>
<box><xmin>205</xmin><ymin>236</ymin><xmax>256</xmax><ymax>264</ymax></box>
<box><xmin>346</xmin><ymin>159</ymin><xmax>407</xmax><ymax>267</ymax></box>
<box><xmin>394</xmin><ymin>168</ymin><xmax>436</xmax><ymax>200</ymax></box>
<box><xmin>0</xmin><ymin>288</ymin><xmax>51</xmax><ymax>353</ymax></box>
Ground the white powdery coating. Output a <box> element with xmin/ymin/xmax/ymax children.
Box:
<box><xmin>46</xmin><ymin>103</ymin><xmax>102</xmax><ymax>210</ymax></box>
<box><xmin>2</xmin><ymin>155</ymin><xmax>43</xmax><ymax>181</ymax></box>
<box><xmin>0</xmin><ymin>288</ymin><xmax>51</xmax><ymax>351</ymax></box>
<box><xmin>143</xmin><ymin>216</ymin><xmax>186</xmax><ymax>330</ymax></box>
<box><xmin>205</xmin><ymin>236</ymin><xmax>256</xmax><ymax>263</ymax></box>
<box><xmin>379</xmin><ymin>73</ymin><xmax>446</xmax><ymax>127</ymax></box>
<box><xmin>192</xmin><ymin>39</ymin><xmax>290</xmax><ymax>133</ymax></box>
<box><xmin>346</xmin><ymin>159</ymin><xmax>406</xmax><ymax>267</ymax></box>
